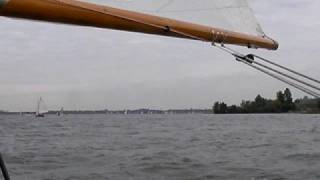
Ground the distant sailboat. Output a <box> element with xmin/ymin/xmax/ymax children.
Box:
<box><xmin>57</xmin><ymin>107</ymin><xmax>64</xmax><ymax>116</ymax></box>
<box><xmin>35</xmin><ymin>97</ymin><xmax>48</xmax><ymax>117</ymax></box>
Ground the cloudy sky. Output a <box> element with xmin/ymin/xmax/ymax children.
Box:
<box><xmin>0</xmin><ymin>0</ymin><xmax>319</xmax><ymax>111</ymax></box>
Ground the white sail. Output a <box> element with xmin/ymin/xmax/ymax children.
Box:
<box><xmin>59</xmin><ymin>107</ymin><xmax>64</xmax><ymax>116</ymax></box>
<box><xmin>36</xmin><ymin>97</ymin><xmax>48</xmax><ymax>115</ymax></box>
<box><xmin>82</xmin><ymin>0</ymin><xmax>264</xmax><ymax>36</ymax></box>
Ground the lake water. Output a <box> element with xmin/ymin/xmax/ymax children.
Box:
<box><xmin>0</xmin><ymin>114</ymin><xmax>320</xmax><ymax>180</ymax></box>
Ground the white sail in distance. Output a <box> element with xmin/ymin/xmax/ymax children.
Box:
<box><xmin>36</xmin><ymin>97</ymin><xmax>48</xmax><ymax>115</ymax></box>
<box><xmin>82</xmin><ymin>0</ymin><xmax>265</xmax><ymax>37</ymax></box>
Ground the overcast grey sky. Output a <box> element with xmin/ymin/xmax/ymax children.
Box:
<box><xmin>0</xmin><ymin>0</ymin><xmax>319</xmax><ymax>111</ymax></box>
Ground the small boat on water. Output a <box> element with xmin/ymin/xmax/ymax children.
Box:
<box><xmin>35</xmin><ymin>97</ymin><xmax>48</xmax><ymax>117</ymax></box>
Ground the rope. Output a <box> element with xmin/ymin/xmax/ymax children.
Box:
<box><xmin>213</xmin><ymin>44</ymin><xmax>320</xmax><ymax>98</ymax></box>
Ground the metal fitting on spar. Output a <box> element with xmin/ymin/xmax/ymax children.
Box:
<box><xmin>0</xmin><ymin>0</ymin><xmax>9</xmax><ymax>8</ymax></box>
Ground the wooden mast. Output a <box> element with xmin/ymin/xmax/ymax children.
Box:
<box><xmin>0</xmin><ymin>0</ymin><xmax>278</xmax><ymax>50</ymax></box>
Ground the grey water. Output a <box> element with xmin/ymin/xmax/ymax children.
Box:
<box><xmin>0</xmin><ymin>114</ymin><xmax>320</xmax><ymax>180</ymax></box>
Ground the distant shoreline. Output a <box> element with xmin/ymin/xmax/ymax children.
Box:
<box><xmin>1</xmin><ymin>89</ymin><xmax>319</xmax><ymax>115</ymax></box>
<box><xmin>0</xmin><ymin>111</ymin><xmax>319</xmax><ymax>115</ymax></box>
<box><xmin>0</xmin><ymin>109</ymin><xmax>212</xmax><ymax>115</ymax></box>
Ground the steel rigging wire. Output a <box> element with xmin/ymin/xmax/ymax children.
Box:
<box><xmin>0</xmin><ymin>153</ymin><xmax>10</xmax><ymax>180</ymax></box>
<box><xmin>252</xmin><ymin>54</ymin><xmax>320</xmax><ymax>85</ymax></box>
<box><xmin>236</xmin><ymin>57</ymin><xmax>320</xmax><ymax>98</ymax></box>
<box><xmin>213</xmin><ymin>44</ymin><xmax>320</xmax><ymax>98</ymax></box>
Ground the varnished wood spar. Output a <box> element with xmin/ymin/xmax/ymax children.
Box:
<box><xmin>0</xmin><ymin>0</ymin><xmax>278</xmax><ymax>50</ymax></box>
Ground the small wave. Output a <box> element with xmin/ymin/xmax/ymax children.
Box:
<box><xmin>141</xmin><ymin>162</ymin><xmax>185</xmax><ymax>173</ymax></box>
<box><xmin>247</xmin><ymin>143</ymin><xmax>272</xmax><ymax>149</ymax></box>
<box><xmin>284</xmin><ymin>153</ymin><xmax>320</xmax><ymax>162</ymax></box>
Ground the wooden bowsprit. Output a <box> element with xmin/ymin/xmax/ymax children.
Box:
<box><xmin>0</xmin><ymin>0</ymin><xmax>278</xmax><ymax>50</ymax></box>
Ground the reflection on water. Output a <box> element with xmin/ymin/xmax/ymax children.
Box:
<box><xmin>1</xmin><ymin>114</ymin><xmax>320</xmax><ymax>180</ymax></box>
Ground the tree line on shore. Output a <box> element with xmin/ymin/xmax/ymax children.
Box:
<box><xmin>213</xmin><ymin>88</ymin><xmax>320</xmax><ymax>114</ymax></box>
